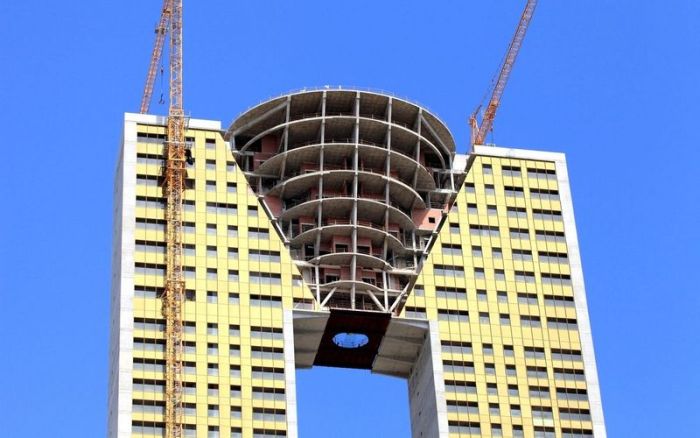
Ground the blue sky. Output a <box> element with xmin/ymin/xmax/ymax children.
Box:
<box><xmin>1</xmin><ymin>1</ymin><xmax>699</xmax><ymax>436</ymax></box>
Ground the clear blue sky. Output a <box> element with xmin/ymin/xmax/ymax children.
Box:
<box><xmin>1</xmin><ymin>1</ymin><xmax>699</xmax><ymax>436</ymax></box>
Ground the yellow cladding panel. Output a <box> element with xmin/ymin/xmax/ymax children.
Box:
<box><xmin>406</xmin><ymin>155</ymin><xmax>591</xmax><ymax>437</ymax></box>
<box><xmin>130</xmin><ymin>125</ymin><xmax>315</xmax><ymax>438</ymax></box>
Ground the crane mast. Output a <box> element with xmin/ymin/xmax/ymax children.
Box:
<box><xmin>470</xmin><ymin>0</ymin><xmax>537</xmax><ymax>147</ymax></box>
<box><xmin>134</xmin><ymin>0</ymin><xmax>186</xmax><ymax>436</ymax></box>
<box><xmin>139</xmin><ymin>0</ymin><xmax>171</xmax><ymax>114</ymax></box>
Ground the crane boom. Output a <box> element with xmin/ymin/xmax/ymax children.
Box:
<box><xmin>162</xmin><ymin>0</ymin><xmax>186</xmax><ymax>436</ymax></box>
<box><xmin>139</xmin><ymin>0</ymin><xmax>171</xmax><ymax>114</ymax></box>
<box><xmin>470</xmin><ymin>0</ymin><xmax>537</xmax><ymax>146</ymax></box>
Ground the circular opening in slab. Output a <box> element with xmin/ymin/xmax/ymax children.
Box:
<box><xmin>332</xmin><ymin>332</ymin><xmax>369</xmax><ymax>349</ymax></box>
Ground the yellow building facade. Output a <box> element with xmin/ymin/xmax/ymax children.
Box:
<box><xmin>109</xmin><ymin>91</ymin><xmax>605</xmax><ymax>438</ymax></box>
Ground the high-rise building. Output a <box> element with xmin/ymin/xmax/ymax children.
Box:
<box><xmin>109</xmin><ymin>89</ymin><xmax>606</xmax><ymax>438</ymax></box>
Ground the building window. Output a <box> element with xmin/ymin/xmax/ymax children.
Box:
<box><xmin>448</xmin><ymin>421</ymin><xmax>480</xmax><ymax>435</ymax></box>
<box><xmin>230</xmin><ymin>385</ymin><xmax>242</xmax><ymax>399</ymax></box>
<box><xmin>405</xmin><ymin>306</ymin><xmax>427</xmax><ymax>319</ymax></box>
<box><xmin>207</xmin><ymin>364</ymin><xmax>218</xmax><ymax>376</ymax></box>
<box><xmin>228</xmin><ymin>293</ymin><xmax>240</xmax><ymax>305</ymax></box>
<box><xmin>207</xmin><ymin>224</ymin><xmax>217</xmax><ymax>235</ymax></box>
<box><xmin>539</xmin><ymin>251</ymin><xmax>569</xmax><ymax>264</ymax></box>
<box><xmin>502</xmin><ymin>165</ymin><xmax>522</xmax><ymax>178</ymax></box>
<box><xmin>206</xmin><ymin>291</ymin><xmax>217</xmax><ymax>303</ymax></box>
<box><xmin>206</xmin><ymin>202</ymin><xmax>238</xmax><ymax>215</ymax></box>
<box><xmin>206</xmin><ymin>180</ymin><xmax>216</xmax><ymax>192</ymax></box>
<box><xmin>507</xmin><ymin>384</ymin><xmax>519</xmax><ymax>397</ymax></box>
<box><xmin>206</xmin><ymin>268</ymin><xmax>217</xmax><ymax>280</ymax></box>
<box><xmin>479</xmin><ymin>312</ymin><xmax>490</xmax><ymax>324</ymax></box>
<box><xmin>530</xmin><ymin>188</ymin><xmax>560</xmax><ymax>202</ymax></box>
<box><xmin>494</xmin><ymin>269</ymin><xmax>506</xmax><ymax>281</ymax></box>
<box><xmin>441</xmin><ymin>244</ymin><xmax>463</xmax><ymax>257</ymax></box>
<box><xmin>434</xmin><ymin>264</ymin><xmax>465</xmax><ymax>277</ymax></box>
<box><xmin>500</xmin><ymin>314</ymin><xmax>511</xmax><ymax>325</ymax></box>
<box><xmin>446</xmin><ymin>400</ymin><xmax>479</xmax><ymax>415</ymax></box>
<box><xmin>514</xmin><ymin>270</ymin><xmax>536</xmax><ymax>283</ymax></box>
<box><xmin>250</xmin><ymin>271</ymin><xmax>281</xmax><ymax>285</ymax></box>
<box><xmin>207</xmin><ymin>343</ymin><xmax>218</xmax><ymax>356</ymax></box>
<box><xmin>517</xmin><ymin>293</ymin><xmax>538</xmax><ymax>306</ymax></box>
<box><xmin>524</xmin><ymin>346</ymin><xmax>546</xmax><ymax>360</ymax></box>
<box><xmin>228</xmin><ymin>324</ymin><xmax>240</xmax><ymax>337</ymax></box>
<box><xmin>532</xmin><ymin>208</ymin><xmax>563</xmax><ymax>222</ymax></box>
<box><xmin>441</xmin><ymin>340</ymin><xmax>472</xmax><ymax>356</ymax></box>
<box><xmin>503</xmin><ymin>345</ymin><xmax>514</xmax><ymax>357</ymax></box>
<box><xmin>551</xmin><ymin>348</ymin><xmax>583</xmax><ymax>362</ymax></box>
<box><xmin>229</xmin><ymin>345</ymin><xmax>241</xmax><ymax>358</ymax></box>
<box><xmin>556</xmin><ymin>387</ymin><xmax>589</xmax><ymax>402</ymax></box>
<box><xmin>529</xmin><ymin>386</ymin><xmax>550</xmax><ymax>399</ymax></box>
<box><xmin>510</xmin><ymin>404</ymin><xmax>521</xmax><ymax>417</ymax></box>
<box><xmin>512</xmin><ymin>249</ymin><xmax>533</xmax><ymax>262</ymax></box>
<box><xmin>472</xmin><ymin>246</ymin><xmax>483</xmax><ymax>258</ymax></box>
<box><xmin>249</xmin><ymin>249</ymin><xmax>281</xmax><ymax>263</ymax></box>
<box><xmin>228</xmin><ymin>225</ymin><xmax>238</xmax><ymax>237</ymax></box>
<box><xmin>438</xmin><ymin>309</ymin><xmax>469</xmax><ymax>323</ymax></box>
<box><xmin>228</xmin><ymin>270</ymin><xmax>240</xmax><ymax>281</ymax></box>
<box><xmin>207</xmin><ymin>425</ymin><xmax>219</xmax><ymax>438</ymax></box>
<box><xmin>250</xmin><ymin>326</ymin><xmax>284</xmax><ymax>342</ymax></box>
<box><xmin>527</xmin><ymin>366</ymin><xmax>549</xmax><ymax>380</ymax></box>
<box><xmin>507</xmin><ymin>208</ymin><xmax>528</xmax><ymax>220</ymax></box>
<box><xmin>436</xmin><ymin>287</ymin><xmax>467</xmax><ymax>300</ymax></box>
<box><xmin>527</xmin><ymin>167</ymin><xmax>557</xmax><ymax>181</ymax></box>
<box><xmin>228</xmin><ymin>366</ymin><xmax>241</xmax><ymax>379</ymax></box>
<box><xmin>554</xmin><ymin>368</ymin><xmax>586</xmax><ymax>382</ymax></box>
<box><xmin>477</xmin><ymin>290</ymin><xmax>487</xmax><ymax>301</ymax></box>
<box><xmin>487</xmin><ymin>383</ymin><xmax>498</xmax><ymax>396</ymax></box>
<box><xmin>559</xmin><ymin>408</ymin><xmax>592</xmax><ymax>422</ymax></box>
<box><xmin>443</xmin><ymin>360</ymin><xmax>475</xmax><ymax>375</ymax></box>
<box><xmin>249</xmin><ymin>227</ymin><xmax>269</xmax><ymax>239</ymax></box>
<box><xmin>206</xmin><ymin>159</ymin><xmax>216</xmax><ymax>171</ymax></box>
<box><xmin>547</xmin><ymin>317</ymin><xmax>579</xmax><ymax>331</ymax></box>
<box><xmin>504</xmin><ymin>186</ymin><xmax>525</xmax><ymax>198</ymax></box>
<box><xmin>469</xmin><ymin>224</ymin><xmax>500</xmax><ymax>238</ymax></box>
<box><xmin>444</xmin><ymin>380</ymin><xmax>477</xmax><ymax>395</ymax></box>
<box><xmin>250</xmin><ymin>295</ymin><xmax>282</xmax><ymax>308</ymax></box>
<box><xmin>207</xmin><ymin>322</ymin><xmax>218</xmax><ymax>336</ymax></box>
<box><xmin>520</xmin><ymin>315</ymin><xmax>542</xmax><ymax>328</ymax></box>
<box><xmin>484</xmin><ymin>184</ymin><xmax>496</xmax><ymax>196</ymax></box>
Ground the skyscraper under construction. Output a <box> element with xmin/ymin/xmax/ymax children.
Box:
<box><xmin>109</xmin><ymin>88</ymin><xmax>606</xmax><ymax>437</ymax></box>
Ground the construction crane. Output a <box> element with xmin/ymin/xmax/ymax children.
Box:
<box><xmin>469</xmin><ymin>0</ymin><xmax>538</xmax><ymax>147</ymax></box>
<box><xmin>139</xmin><ymin>0</ymin><xmax>171</xmax><ymax>114</ymax></box>
<box><xmin>139</xmin><ymin>0</ymin><xmax>187</xmax><ymax>436</ymax></box>
<box><xmin>163</xmin><ymin>0</ymin><xmax>186</xmax><ymax>434</ymax></box>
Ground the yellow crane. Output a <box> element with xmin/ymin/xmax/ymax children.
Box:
<box><xmin>140</xmin><ymin>0</ymin><xmax>186</xmax><ymax>436</ymax></box>
<box><xmin>470</xmin><ymin>0</ymin><xmax>538</xmax><ymax>147</ymax></box>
